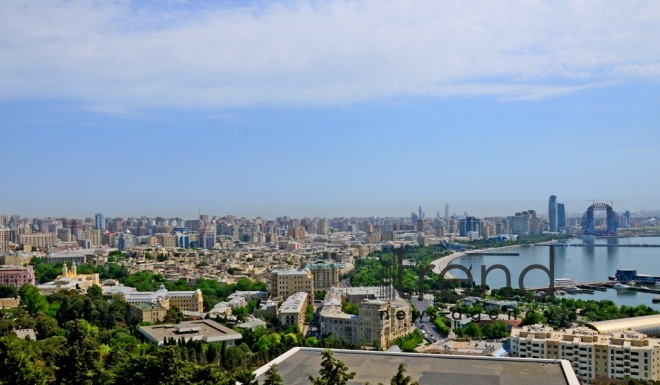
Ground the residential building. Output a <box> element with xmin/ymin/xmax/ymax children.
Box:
<box><xmin>18</xmin><ymin>233</ymin><xmax>57</xmax><ymax>249</ymax></box>
<box><xmin>0</xmin><ymin>228</ymin><xmax>9</xmax><ymax>253</ymax></box>
<box><xmin>459</xmin><ymin>216</ymin><xmax>483</xmax><ymax>238</ymax></box>
<box><xmin>279</xmin><ymin>291</ymin><xmax>308</xmax><ymax>330</ymax></box>
<box><xmin>307</xmin><ymin>263</ymin><xmax>339</xmax><ymax>291</ymax></box>
<box><xmin>510</xmin><ymin>325</ymin><xmax>660</xmax><ymax>382</ymax></box>
<box><xmin>155</xmin><ymin>233</ymin><xmax>176</xmax><ymax>248</ymax></box>
<box><xmin>0</xmin><ymin>265</ymin><xmax>36</xmax><ymax>288</ymax></box>
<box><xmin>269</xmin><ymin>267</ymin><xmax>314</xmax><ymax>302</ymax></box>
<box><xmin>319</xmin><ymin>288</ymin><xmax>412</xmax><ymax>349</ymax></box>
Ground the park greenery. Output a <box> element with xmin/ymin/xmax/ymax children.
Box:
<box><xmin>392</xmin><ymin>329</ymin><xmax>424</xmax><ymax>352</ymax></box>
<box><xmin>0</xmin><ymin>280</ymin><xmax>364</xmax><ymax>385</ymax></box>
<box><xmin>462</xmin><ymin>234</ymin><xmax>571</xmax><ymax>249</ymax></box>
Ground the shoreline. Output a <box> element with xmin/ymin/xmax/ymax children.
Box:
<box><xmin>430</xmin><ymin>244</ymin><xmax>535</xmax><ymax>279</ymax></box>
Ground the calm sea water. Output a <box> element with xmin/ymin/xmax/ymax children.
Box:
<box><xmin>450</xmin><ymin>237</ymin><xmax>660</xmax><ymax>309</ymax></box>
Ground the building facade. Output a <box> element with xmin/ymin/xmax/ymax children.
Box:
<box><xmin>308</xmin><ymin>263</ymin><xmax>339</xmax><ymax>291</ymax></box>
<box><xmin>279</xmin><ymin>291</ymin><xmax>308</xmax><ymax>330</ymax></box>
<box><xmin>319</xmin><ymin>288</ymin><xmax>412</xmax><ymax>349</ymax></box>
<box><xmin>549</xmin><ymin>195</ymin><xmax>558</xmax><ymax>232</ymax></box>
<box><xmin>510</xmin><ymin>325</ymin><xmax>660</xmax><ymax>382</ymax></box>
<box><xmin>0</xmin><ymin>265</ymin><xmax>36</xmax><ymax>288</ymax></box>
<box><xmin>269</xmin><ymin>267</ymin><xmax>314</xmax><ymax>302</ymax></box>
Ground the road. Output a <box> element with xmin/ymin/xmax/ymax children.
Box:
<box><xmin>411</xmin><ymin>293</ymin><xmax>446</xmax><ymax>342</ymax></box>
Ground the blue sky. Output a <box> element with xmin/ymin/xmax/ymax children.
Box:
<box><xmin>1</xmin><ymin>1</ymin><xmax>659</xmax><ymax>219</ymax></box>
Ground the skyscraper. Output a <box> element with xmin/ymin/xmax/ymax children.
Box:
<box><xmin>418</xmin><ymin>206</ymin><xmax>423</xmax><ymax>219</ymax></box>
<box><xmin>557</xmin><ymin>203</ymin><xmax>566</xmax><ymax>228</ymax></box>
<box><xmin>548</xmin><ymin>195</ymin><xmax>558</xmax><ymax>232</ymax></box>
<box><xmin>95</xmin><ymin>213</ymin><xmax>105</xmax><ymax>230</ymax></box>
<box><xmin>445</xmin><ymin>203</ymin><xmax>449</xmax><ymax>218</ymax></box>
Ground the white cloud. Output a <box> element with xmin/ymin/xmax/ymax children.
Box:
<box><xmin>0</xmin><ymin>0</ymin><xmax>659</xmax><ymax>110</ymax></box>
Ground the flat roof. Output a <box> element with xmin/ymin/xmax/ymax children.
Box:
<box><xmin>139</xmin><ymin>320</ymin><xmax>242</xmax><ymax>345</ymax></box>
<box><xmin>253</xmin><ymin>348</ymin><xmax>579</xmax><ymax>385</ymax></box>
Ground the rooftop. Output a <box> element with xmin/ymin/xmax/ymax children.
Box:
<box><xmin>253</xmin><ymin>348</ymin><xmax>579</xmax><ymax>385</ymax></box>
<box><xmin>139</xmin><ymin>320</ymin><xmax>242</xmax><ymax>346</ymax></box>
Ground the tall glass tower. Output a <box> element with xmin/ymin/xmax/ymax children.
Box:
<box><xmin>95</xmin><ymin>213</ymin><xmax>105</xmax><ymax>230</ymax></box>
<box><xmin>548</xmin><ymin>195</ymin><xmax>558</xmax><ymax>232</ymax></box>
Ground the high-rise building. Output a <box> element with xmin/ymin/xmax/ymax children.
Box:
<box><xmin>317</xmin><ymin>220</ymin><xmax>329</xmax><ymax>235</ymax></box>
<box><xmin>459</xmin><ymin>216</ymin><xmax>483</xmax><ymax>237</ymax></box>
<box><xmin>0</xmin><ymin>228</ymin><xmax>9</xmax><ymax>253</ymax></box>
<box><xmin>557</xmin><ymin>203</ymin><xmax>566</xmax><ymax>228</ymax></box>
<box><xmin>445</xmin><ymin>203</ymin><xmax>449</xmax><ymax>218</ymax></box>
<box><xmin>548</xmin><ymin>195</ymin><xmax>558</xmax><ymax>232</ymax></box>
<box><xmin>95</xmin><ymin>213</ymin><xmax>105</xmax><ymax>230</ymax></box>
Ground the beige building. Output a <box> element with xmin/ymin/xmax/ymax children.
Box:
<box><xmin>269</xmin><ymin>267</ymin><xmax>314</xmax><ymax>303</ymax></box>
<box><xmin>279</xmin><ymin>291</ymin><xmax>308</xmax><ymax>330</ymax></box>
<box><xmin>0</xmin><ymin>297</ymin><xmax>20</xmax><ymax>309</ymax></box>
<box><xmin>0</xmin><ymin>228</ymin><xmax>9</xmax><ymax>253</ymax></box>
<box><xmin>319</xmin><ymin>288</ymin><xmax>412</xmax><ymax>349</ymax></box>
<box><xmin>287</xmin><ymin>226</ymin><xmax>307</xmax><ymax>241</ymax></box>
<box><xmin>121</xmin><ymin>285</ymin><xmax>204</xmax><ymax>313</ymax></box>
<box><xmin>18</xmin><ymin>233</ymin><xmax>57</xmax><ymax>249</ymax></box>
<box><xmin>37</xmin><ymin>264</ymin><xmax>100</xmax><ymax>295</ymax></box>
<box><xmin>129</xmin><ymin>302</ymin><xmax>167</xmax><ymax>323</ymax></box>
<box><xmin>155</xmin><ymin>233</ymin><xmax>176</xmax><ymax>248</ymax></box>
<box><xmin>510</xmin><ymin>325</ymin><xmax>660</xmax><ymax>382</ymax></box>
<box><xmin>79</xmin><ymin>230</ymin><xmax>102</xmax><ymax>247</ymax></box>
<box><xmin>308</xmin><ymin>263</ymin><xmax>339</xmax><ymax>291</ymax></box>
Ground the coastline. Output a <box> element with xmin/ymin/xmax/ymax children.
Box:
<box><xmin>430</xmin><ymin>244</ymin><xmax>530</xmax><ymax>279</ymax></box>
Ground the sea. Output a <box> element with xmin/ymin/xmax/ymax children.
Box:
<box><xmin>449</xmin><ymin>237</ymin><xmax>660</xmax><ymax>309</ymax></box>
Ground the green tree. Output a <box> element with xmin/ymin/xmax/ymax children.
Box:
<box><xmin>0</xmin><ymin>284</ymin><xmax>18</xmax><ymax>298</ymax></box>
<box><xmin>263</xmin><ymin>364</ymin><xmax>284</xmax><ymax>385</ymax></box>
<box><xmin>163</xmin><ymin>306</ymin><xmax>185</xmax><ymax>324</ymax></box>
<box><xmin>0</xmin><ymin>335</ymin><xmax>50</xmax><ymax>385</ymax></box>
<box><xmin>57</xmin><ymin>320</ymin><xmax>106</xmax><ymax>385</ymax></box>
<box><xmin>308</xmin><ymin>349</ymin><xmax>356</xmax><ymax>385</ymax></box>
<box><xmin>390</xmin><ymin>364</ymin><xmax>419</xmax><ymax>385</ymax></box>
<box><xmin>234</xmin><ymin>370</ymin><xmax>258</xmax><ymax>385</ymax></box>
<box><xmin>19</xmin><ymin>284</ymin><xmax>49</xmax><ymax>314</ymax></box>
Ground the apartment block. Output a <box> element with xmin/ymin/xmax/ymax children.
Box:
<box><xmin>510</xmin><ymin>325</ymin><xmax>660</xmax><ymax>382</ymax></box>
<box><xmin>17</xmin><ymin>233</ymin><xmax>57</xmax><ymax>249</ymax></box>
<box><xmin>319</xmin><ymin>288</ymin><xmax>412</xmax><ymax>349</ymax></box>
<box><xmin>279</xmin><ymin>291</ymin><xmax>308</xmax><ymax>330</ymax></box>
<box><xmin>269</xmin><ymin>267</ymin><xmax>314</xmax><ymax>302</ymax></box>
<box><xmin>0</xmin><ymin>228</ymin><xmax>9</xmax><ymax>253</ymax></box>
<box><xmin>308</xmin><ymin>263</ymin><xmax>339</xmax><ymax>291</ymax></box>
<box><xmin>155</xmin><ymin>233</ymin><xmax>176</xmax><ymax>248</ymax></box>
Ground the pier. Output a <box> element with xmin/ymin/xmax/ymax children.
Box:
<box><xmin>536</xmin><ymin>244</ymin><xmax>660</xmax><ymax>248</ymax></box>
<box><xmin>464</xmin><ymin>252</ymin><xmax>520</xmax><ymax>256</ymax></box>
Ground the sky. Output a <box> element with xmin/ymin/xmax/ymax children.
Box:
<box><xmin>1</xmin><ymin>1</ymin><xmax>660</xmax><ymax>220</ymax></box>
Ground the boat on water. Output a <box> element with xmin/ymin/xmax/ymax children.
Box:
<box><xmin>653</xmin><ymin>297</ymin><xmax>660</xmax><ymax>304</ymax></box>
<box><xmin>554</xmin><ymin>277</ymin><xmax>577</xmax><ymax>286</ymax></box>
<box><xmin>613</xmin><ymin>283</ymin><xmax>631</xmax><ymax>290</ymax></box>
<box><xmin>565</xmin><ymin>286</ymin><xmax>582</xmax><ymax>293</ymax></box>
<box><xmin>656</xmin><ymin>281</ymin><xmax>660</xmax><ymax>287</ymax></box>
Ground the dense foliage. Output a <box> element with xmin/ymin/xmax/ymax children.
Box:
<box><xmin>392</xmin><ymin>329</ymin><xmax>424</xmax><ymax>352</ymax></box>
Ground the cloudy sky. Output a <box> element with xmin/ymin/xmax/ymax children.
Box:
<box><xmin>1</xmin><ymin>1</ymin><xmax>659</xmax><ymax>219</ymax></box>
